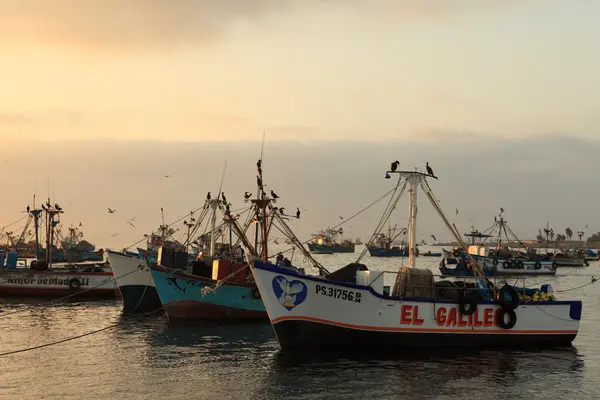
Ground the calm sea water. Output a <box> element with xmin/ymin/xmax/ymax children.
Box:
<box><xmin>1</xmin><ymin>248</ymin><xmax>599</xmax><ymax>400</ymax></box>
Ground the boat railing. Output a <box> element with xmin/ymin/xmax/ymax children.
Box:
<box><xmin>363</xmin><ymin>270</ymin><xmax>549</xmax><ymax>299</ymax></box>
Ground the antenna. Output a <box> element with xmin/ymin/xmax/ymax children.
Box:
<box><xmin>217</xmin><ymin>160</ymin><xmax>227</xmax><ymax>197</ymax></box>
<box><xmin>260</xmin><ymin>131</ymin><xmax>266</xmax><ymax>161</ymax></box>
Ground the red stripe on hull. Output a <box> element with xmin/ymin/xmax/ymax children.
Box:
<box><xmin>164</xmin><ymin>300</ymin><xmax>268</xmax><ymax>321</ymax></box>
<box><xmin>0</xmin><ymin>287</ymin><xmax>118</xmax><ymax>299</ymax></box>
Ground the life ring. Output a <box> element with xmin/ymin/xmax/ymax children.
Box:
<box><xmin>458</xmin><ymin>294</ymin><xmax>478</xmax><ymax>315</ymax></box>
<box><xmin>516</xmin><ymin>261</ymin><xmax>524</xmax><ymax>269</ymax></box>
<box><xmin>510</xmin><ymin>260</ymin><xmax>517</xmax><ymax>268</ymax></box>
<box><xmin>68</xmin><ymin>278</ymin><xmax>82</xmax><ymax>290</ymax></box>
<box><xmin>534</xmin><ymin>262</ymin><xmax>542</xmax><ymax>270</ymax></box>
<box><xmin>496</xmin><ymin>308</ymin><xmax>517</xmax><ymax>329</ymax></box>
<box><xmin>498</xmin><ymin>285</ymin><xmax>519</xmax><ymax>310</ymax></box>
<box><xmin>492</xmin><ymin>258</ymin><xmax>498</xmax><ymax>266</ymax></box>
<box><xmin>551</xmin><ymin>262</ymin><xmax>558</xmax><ymax>269</ymax></box>
<box><xmin>251</xmin><ymin>288</ymin><xmax>261</xmax><ymax>300</ymax></box>
<box><xmin>503</xmin><ymin>261</ymin><xmax>510</xmax><ymax>268</ymax></box>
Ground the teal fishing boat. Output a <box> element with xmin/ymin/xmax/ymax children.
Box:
<box><xmin>151</xmin><ymin>158</ymin><xmax>310</xmax><ymax>321</ymax></box>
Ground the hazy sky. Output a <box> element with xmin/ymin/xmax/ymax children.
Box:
<box><xmin>0</xmin><ymin>1</ymin><xmax>598</xmax><ymax>248</ymax></box>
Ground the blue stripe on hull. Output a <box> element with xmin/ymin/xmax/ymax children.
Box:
<box><xmin>150</xmin><ymin>267</ymin><xmax>266</xmax><ymax>319</ymax></box>
<box><xmin>120</xmin><ymin>285</ymin><xmax>162</xmax><ymax>314</ymax></box>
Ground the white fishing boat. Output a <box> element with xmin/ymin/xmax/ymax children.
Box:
<box><xmin>0</xmin><ymin>203</ymin><xmax>117</xmax><ymax>298</ymax></box>
<box><xmin>106</xmin><ymin>250</ymin><xmax>159</xmax><ymax>313</ymax></box>
<box><xmin>249</xmin><ymin>167</ymin><xmax>581</xmax><ymax>350</ymax></box>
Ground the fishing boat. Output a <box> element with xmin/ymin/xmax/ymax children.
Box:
<box><xmin>308</xmin><ymin>228</ymin><xmax>355</xmax><ymax>254</ymax></box>
<box><xmin>441</xmin><ymin>226</ymin><xmax>559</xmax><ymax>276</ymax></box>
<box><xmin>0</xmin><ymin>203</ymin><xmax>116</xmax><ymax>298</ymax></box>
<box><xmin>106</xmin><ymin>250</ymin><xmax>161</xmax><ymax>313</ymax></box>
<box><xmin>150</xmin><ymin>159</ymin><xmax>315</xmax><ymax>321</ymax></box>
<box><xmin>250</xmin><ymin>167</ymin><xmax>581</xmax><ymax>350</ymax></box>
<box><xmin>367</xmin><ymin>227</ymin><xmax>409</xmax><ymax>257</ymax></box>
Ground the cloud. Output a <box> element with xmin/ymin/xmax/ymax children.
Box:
<box><xmin>0</xmin><ymin>0</ymin><xmax>279</xmax><ymax>52</ymax></box>
<box><xmin>0</xmin><ymin>0</ymin><xmax>542</xmax><ymax>53</ymax></box>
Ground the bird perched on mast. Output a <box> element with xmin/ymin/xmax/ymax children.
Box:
<box><xmin>221</xmin><ymin>192</ymin><xmax>227</xmax><ymax>204</ymax></box>
<box><xmin>426</xmin><ymin>162</ymin><xmax>437</xmax><ymax>178</ymax></box>
<box><xmin>206</xmin><ymin>192</ymin><xmax>211</xmax><ymax>200</ymax></box>
<box><xmin>244</xmin><ymin>192</ymin><xmax>251</xmax><ymax>200</ymax></box>
<box><xmin>296</xmin><ymin>207</ymin><xmax>301</xmax><ymax>219</ymax></box>
<box><xmin>270</xmin><ymin>190</ymin><xmax>279</xmax><ymax>199</ymax></box>
<box><xmin>390</xmin><ymin>160</ymin><xmax>399</xmax><ymax>172</ymax></box>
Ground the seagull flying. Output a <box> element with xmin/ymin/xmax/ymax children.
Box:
<box><xmin>108</xmin><ymin>208</ymin><xmax>116</xmax><ymax>214</ymax></box>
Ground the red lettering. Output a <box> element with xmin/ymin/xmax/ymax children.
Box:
<box><xmin>473</xmin><ymin>309</ymin><xmax>483</xmax><ymax>327</ymax></box>
<box><xmin>436</xmin><ymin>307</ymin><xmax>447</xmax><ymax>326</ymax></box>
<box><xmin>483</xmin><ymin>308</ymin><xmax>494</xmax><ymax>327</ymax></box>
<box><xmin>400</xmin><ymin>305</ymin><xmax>412</xmax><ymax>325</ymax></box>
<box><xmin>494</xmin><ymin>309</ymin><xmax>500</xmax><ymax>327</ymax></box>
<box><xmin>412</xmin><ymin>306</ymin><xmax>424</xmax><ymax>325</ymax></box>
<box><xmin>446</xmin><ymin>308</ymin><xmax>457</xmax><ymax>327</ymax></box>
<box><xmin>458</xmin><ymin>312</ymin><xmax>468</xmax><ymax>327</ymax></box>
<box><xmin>467</xmin><ymin>313</ymin><xmax>473</xmax><ymax>327</ymax></box>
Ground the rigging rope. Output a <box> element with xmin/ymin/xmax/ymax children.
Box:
<box><xmin>356</xmin><ymin>179</ymin><xmax>408</xmax><ymax>263</ymax></box>
<box><xmin>267</xmin><ymin>184</ymin><xmax>403</xmax><ymax>260</ymax></box>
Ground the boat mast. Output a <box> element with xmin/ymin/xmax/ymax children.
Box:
<box><xmin>407</xmin><ymin>171</ymin><xmax>418</xmax><ymax>268</ymax></box>
<box><xmin>209</xmin><ymin>199</ymin><xmax>218</xmax><ymax>257</ymax></box>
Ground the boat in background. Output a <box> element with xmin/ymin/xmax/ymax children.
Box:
<box><xmin>0</xmin><ymin>202</ymin><xmax>117</xmax><ymax>298</ymax></box>
<box><xmin>250</xmin><ymin>166</ymin><xmax>581</xmax><ymax>350</ymax></box>
<box><xmin>308</xmin><ymin>228</ymin><xmax>355</xmax><ymax>254</ymax></box>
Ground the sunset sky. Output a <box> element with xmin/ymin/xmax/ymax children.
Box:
<box><xmin>0</xmin><ymin>1</ymin><xmax>598</xmax><ymax>248</ymax></box>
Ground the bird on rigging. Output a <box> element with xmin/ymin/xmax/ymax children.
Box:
<box><xmin>390</xmin><ymin>160</ymin><xmax>399</xmax><ymax>172</ymax></box>
<box><xmin>206</xmin><ymin>192</ymin><xmax>211</xmax><ymax>200</ymax></box>
<box><xmin>425</xmin><ymin>162</ymin><xmax>436</xmax><ymax>178</ymax></box>
<box><xmin>26</xmin><ymin>205</ymin><xmax>30</xmax><ymax>213</ymax></box>
<box><xmin>55</xmin><ymin>203</ymin><xmax>62</xmax><ymax>211</ymax></box>
<box><xmin>270</xmin><ymin>190</ymin><xmax>279</xmax><ymax>199</ymax></box>
<box><xmin>221</xmin><ymin>192</ymin><xmax>227</xmax><ymax>204</ymax></box>
<box><xmin>244</xmin><ymin>192</ymin><xmax>251</xmax><ymax>200</ymax></box>
<box><xmin>500</xmin><ymin>207</ymin><xmax>504</xmax><ymax>214</ymax></box>
<box><xmin>279</xmin><ymin>207</ymin><xmax>285</xmax><ymax>215</ymax></box>
<box><xmin>296</xmin><ymin>207</ymin><xmax>301</xmax><ymax>219</ymax></box>
<box><xmin>430</xmin><ymin>234</ymin><xmax>437</xmax><ymax>241</ymax></box>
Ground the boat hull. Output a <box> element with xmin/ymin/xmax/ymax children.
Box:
<box><xmin>273</xmin><ymin>320</ymin><xmax>576</xmax><ymax>349</ymax></box>
<box><xmin>107</xmin><ymin>251</ymin><xmax>160</xmax><ymax>313</ymax></box>
<box><xmin>251</xmin><ymin>261</ymin><xmax>580</xmax><ymax>351</ymax></box>
<box><xmin>0</xmin><ymin>269</ymin><xmax>117</xmax><ymax>298</ymax></box>
<box><xmin>150</xmin><ymin>266</ymin><xmax>267</xmax><ymax>321</ymax></box>
<box><xmin>308</xmin><ymin>243</ymin><xmax>354</xmax><ymax>254</ymax></box>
